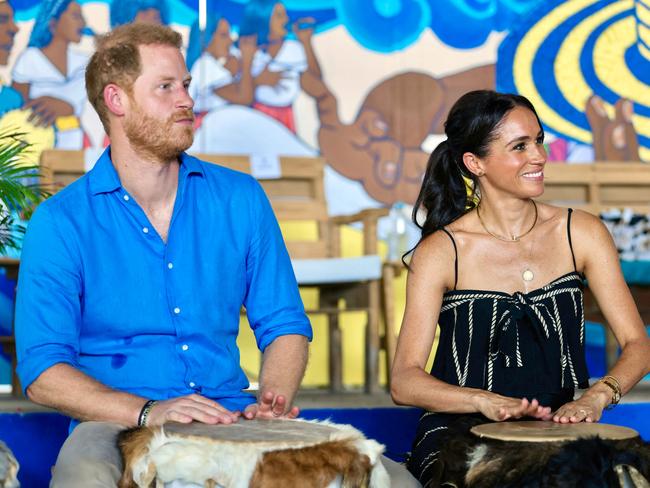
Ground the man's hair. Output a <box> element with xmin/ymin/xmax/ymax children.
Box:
<box><xmin>85</xmin><ymin>23</ymin><xmax>182</xmax><ymax>133</ymax></box>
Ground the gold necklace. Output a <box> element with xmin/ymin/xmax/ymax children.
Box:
<box><xmin>477</xmin><ymin>200</ymin><xmax>538</xmax><ymax>282</ymax></box>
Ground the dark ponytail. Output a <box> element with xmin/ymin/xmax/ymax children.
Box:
<box><xmin>404</xmin><ymin>90</ymin><xmax>542</xmax><ymax>264</ymax></box>
<box><xmin>413</xmin><ymin>140</ymin><xmax>476</xmax><ymax>240</ymax></box>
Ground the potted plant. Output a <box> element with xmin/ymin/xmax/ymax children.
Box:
<box><xmin>0</xmin><ymin>130</ymin><xmax>47</xmax><ymax>254</ymax></box>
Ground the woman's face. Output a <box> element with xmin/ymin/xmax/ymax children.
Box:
<box><xmin>472</xmin><ymin>106</ymin><xmax>547</xmax><ymax>199</ymax></box>
<box><xmin>134</xmin><ymin>8</ymin><xmax>162</xmax><ymax>25</ymax></box>
<box><xmin>52</xmin><ymin>1</ymin><xmax>85</xmax><ymax>44</ymax></box>
<box><xmin>207</xmin><ymin>18</ymin><xmax>232</xmax><ymax>59</ymax></box>
<box><xmin>268</xmin><ymin>2</ymin><xmax>288</xmax><ymax>40</ymax></box>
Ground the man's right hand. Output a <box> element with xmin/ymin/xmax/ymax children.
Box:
<box><xmin>145</xmin><ymin>394</ymin><xmax>240</xmax><ymax>426</ymax></box>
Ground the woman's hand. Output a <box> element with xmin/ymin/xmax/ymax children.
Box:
<box><xmin>553</xmin><ymin>389</ymin><xmax>609</xmax><ymax>423</ymax></box>
<box><xmin>25</xmin><ymin>96</ymin><xmax>74</xmax><ymax>127</ymax></box>
<box><xmin>473</xmin><ymin>392</ymin><xmax>553</xmax><ymax>422</ymax></box>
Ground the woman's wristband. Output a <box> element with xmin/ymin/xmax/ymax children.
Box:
<box><xmin>138</xmin><ymin>399</ymin><xmax>157</xmax><ymax>427</ymax></box>
<box><xmin>598</xmin><ymin>375</ymin><xmax>622</xmax><ymax>409</ymax></box>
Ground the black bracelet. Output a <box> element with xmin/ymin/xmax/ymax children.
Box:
<box><xmin>138</xmin><ymin>399</ymin><xmax>157</xmax><ymax>427</ymax></box>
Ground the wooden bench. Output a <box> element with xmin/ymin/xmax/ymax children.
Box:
<box><xmin>541</xmin><ymin>162</ymin><xmax>650</xmax><ymax>213</ymax></box>
<box><xmin>542</xmin><ymin>162</ymin><xmax>650</xmax><ymax>369</ymax></box>
<box><xmin>38</xmin><ymin>149</ymin><xmax>391</xmax><ymax>393</ymax></box>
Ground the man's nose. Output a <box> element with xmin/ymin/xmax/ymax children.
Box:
<box><xmin>177</xmin><ymin>87</ymin><xmax>194</xmax><ymax>110</ymax></box>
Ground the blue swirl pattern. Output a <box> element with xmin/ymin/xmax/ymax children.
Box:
<box><xmin>11</xmin><ymin>0</ymin><xmax>542</xmax><ymax>52</ymax></box>
<box><xmin>335</xmin><ymin>0</ymin><xmax>431</xmax><ymax>52</ymax></box>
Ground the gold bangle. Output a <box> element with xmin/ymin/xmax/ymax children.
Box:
<box><xmin>599</xmin><ymin>375</ymin><xmax>622</xmax><ymax>408</ymax></box>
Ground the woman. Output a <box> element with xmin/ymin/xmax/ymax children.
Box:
<box><xmin>390</xmin><ymin>90</ymin><xmax>650</xmax><ymax>485</ymax></box>
<box><xmin>11</xmin><ymin>0</ymin><xmax>88</xmax><ymax>148</ymax></box>
<box><xmin>239</xmin><ymin>0</ymin><xmax>307</xmax><ymax>132</ymax></box>
<box><xmin>187</xmin><ymin>15</ymin><xmax>256</xmax><ymax>113</ymax></box>
<box><xmin>110</xmin><ymin>0</ymin><xmax>167</xmax><ymax>27</ymax></box>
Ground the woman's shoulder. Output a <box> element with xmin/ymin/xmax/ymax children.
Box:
<box><xmin>411</xmin><ymin>227</ymin><xmax>458</xmax><ymax>268</ymax></box>
<box><xmin>537</xmin><ymin>202</ymin><xmax>610</xmax><ymax>243</ymax></box>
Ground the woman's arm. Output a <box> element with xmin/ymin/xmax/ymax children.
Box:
<box><xmin>11</xmin><ymin>81</ymin><xmax>73</xmax><ymax>127</ymax></box>
<box><xmin>391</xmin><ymin>230</ymin><xmax>552</xmax><ymax>421</ymax></box>
<box><xmin>553</xmin><ymin>210</ymin><xmax>650</xmax><ymax>422</ymax></box>
<box><xmin>214</xmin><ymin>35</ymin><xmax>256</xmax><ymax>106</ymax></box>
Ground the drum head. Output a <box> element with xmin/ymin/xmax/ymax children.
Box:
<box><xmin>471</xmin><ymin>421</ymin><xmax>639</xmax><ymax>442</ymax></box>
<box><xmin>162</xmin><ymin>418</ymin><xmax>344</xmax><ymax>446</ymax></box>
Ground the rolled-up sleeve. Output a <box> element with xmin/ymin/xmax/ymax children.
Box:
<box><xmin>243</xmin><ymin>180</ymin><xmax>312</xmax><ymax>352</ymax></box>
<box><xmin>15</xmin><ymin>203</ymin><xmax>82</xmax><ymax>394</ymax></box>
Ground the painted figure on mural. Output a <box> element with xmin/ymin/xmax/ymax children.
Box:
<box><xmin>11</xmin><ymin>0</ymin><xmax>88</xmax><ymax>149</ymax></box>
<box><xmin>0</xmin><ymin>1</ymin><xmax>21</xmax><ymax>116</ymax></box>
<box><xmin>586</xmin><ymin>96</ymin><xmax>640</xmax><ymax>161</ymax></box>
<box><xmin>190</xmin><ymin>5</ymin><xmax>321</xmax><ymax>157</ymax></box>
<box><xmin>302</xmin><ymin>61</ymin><xmax>495</xmax><ymax>205</ymax></box>
<box><xmin>239</xmin><ymin>0</ymin><xmax>311</xmax><ymax>133</ymax></box>
<box><xmin>187</xmin><ymin>14</ymin><xmax>256</xmax><ymax>117</ymax></box>
<box><xmin>110</xmin><ymin>0</ymin><xmax>168</xmax><ymax>27</ymax></box>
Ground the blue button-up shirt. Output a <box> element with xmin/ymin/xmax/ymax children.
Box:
<box><xmin>15</xmin><ymin>149</ymin><xmax>312</xmax><ymax>414</ymax></box>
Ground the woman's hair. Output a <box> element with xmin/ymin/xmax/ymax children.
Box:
<box><xmin>28</xmin><ymin>0</ymin><xmax>73</xmax><ymax>48</ymax></box>
<box><xmin>413</xmin><ymin>90</ymin><xmax>542</xmax><ymax>241</ymax></box>
<box><xmin>110</xmin><ymin>0</ymin><xmax>168</xmax><ymax>28</ymax></box>
<box><xmin>239</xmin><ymin>0</ymin><xmax>278</xmax><ymax>46</ymax></box>
<box><xmin>186</xmin><ymin>14</ymin><xmax>221</xmax><ymax>71</ymax></box>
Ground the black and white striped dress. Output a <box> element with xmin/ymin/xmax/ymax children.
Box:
<box><xmin>407</xmin><ymin>209</ymin><xmax>590</xmax><ymax>484</ymax></box>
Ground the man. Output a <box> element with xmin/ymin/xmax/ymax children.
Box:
<box><xmin>15</xmin><ymin>23</ymin><xmax>311</xmax><ymax>486</ymax></box>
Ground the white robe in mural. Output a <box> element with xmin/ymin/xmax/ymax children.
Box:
<box><xmin>189</xmin><ymin>52</ymin><xmax>235</xmax><ymax>113</ymax></box>
<box><xmin>12</xmin><ymin>47</ymin><xmax>89</xmax><ymax>149</ymax></box>
<box><xmin>251</xmin><ymin>39</ymin><xmax>307</xmax><ymax>107</ymax></box>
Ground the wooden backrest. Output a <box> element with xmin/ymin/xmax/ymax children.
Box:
<box><xmin>195</xmin><ymin>153</ymin><xmax>331</xmax><ymax>259</ymax></box>
<box><xmin>39</xmin><ymin>149</ymin><xmax>331</xmax><ymax>259</ymax></box>
<box><xmin>40</xmin><ymin>149</ymin><xmax>87</xmax><ymax>192</ymax></box>
<box><xmin>541</xmin><ymin>162</ymin><xmax>650</xmax><ymax>214</ymax></box>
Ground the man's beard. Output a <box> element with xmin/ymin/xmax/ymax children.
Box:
<box><xmin>124</xmin><ymin>102</ymin><xmax>195</xmax><ymax>161</ymax></box>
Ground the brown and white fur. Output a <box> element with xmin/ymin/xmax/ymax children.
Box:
<box><xmin>117</xmin><ymin>418</ymin><xmax>389</xmax><ymax>488</ymax></box>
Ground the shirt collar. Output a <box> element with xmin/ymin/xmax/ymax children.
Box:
<box><xmin>88</xmin><ymin>148</ymin><xmax>204</xmax><ymax>196</ymax></box>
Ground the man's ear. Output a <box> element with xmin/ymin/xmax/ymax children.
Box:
<box><xmin>462</xmin><ymin>152</ymin><xmax>485</xmax><ymax>177</ymax></box>
<box><xmin>104</xmin><ymin>84</ymin><xmax>128</xmax><ymax>117</ymax></box>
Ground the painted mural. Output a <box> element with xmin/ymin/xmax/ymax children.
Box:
<box><xmin>0</xmin><ymin>0</ymin><xmax>646</xmax><ymax>211</ymax></box>
<box><xmin>0</xmin><ymin>0</ymin><xmax>648</xmax><ymax>387</ymax></box>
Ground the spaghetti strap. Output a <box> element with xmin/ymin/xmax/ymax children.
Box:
<box><xmin>567</xmin><ymin>208</ymin><xmax>578</xmax><ymax>273</ymax></box>
<box><xmin>440</xmin><ymin>228</ymin><xmax>458</xmax><ymax>290</ymax></box>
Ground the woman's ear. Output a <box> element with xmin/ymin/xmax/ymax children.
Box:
<box><xmin>462</xmin><ymin>152</ymin><xmax>485</xmax><ymax>177</ymax></box>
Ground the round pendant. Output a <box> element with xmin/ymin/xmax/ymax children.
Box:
<box><xmin>522</xmin><ymin>269</ymin><xmax>534</xmax><ymax>282</ymax></box>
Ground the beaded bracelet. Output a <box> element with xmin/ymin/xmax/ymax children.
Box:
<box><xmin>138</xmin><ymin>399</ymin><xmax>157</xmax><ymax>427</ymax></box>
<box><xmin>599</xmin><ymin>375</ymin><xmax>622</xmax><ymax>409</ymax></box>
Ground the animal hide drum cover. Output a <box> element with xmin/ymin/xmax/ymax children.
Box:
<box><xmin>0</xmin><ymin>440</ymin><xmax>19</xmax><ymax>488</ymax></box>
<box><xmin>117</xmin><ymin>418</ymin><xmax>390</xmax><ymax>488</ymax></box>
<box><xmin>433</xmin><ymin>418</ymin><xmax>650</xmax><ymax>487</ymax></box>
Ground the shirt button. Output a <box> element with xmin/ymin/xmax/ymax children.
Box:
<box><xmin>189</xmin><ymin>382</ymin><xmax>196</xmax><ymax>388</ymax></box>
<box><xmin>181</xmin><ymin>344</ymin><xmax>189</xmax><ymax>351</ymax></box>
<box><xmin>123</xmin><ymin>195</ymin><xmax>130</xmax><ymax>201</ymax></box>
<box><xmin>174</xmin><ymin>307</ymin><xmax>181</xmax><ymax>314</ymax></box>
<box><xmin>168</xmin><ymin>262</ymin><xmax>174</xmax><ymax>269</ymax></box>
<box><xmin>142</xmin><ymin>227</ymin><xmax>149</xmax><ymax>234</ymax></box>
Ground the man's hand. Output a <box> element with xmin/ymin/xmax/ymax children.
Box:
<box><xmin>146</xmin><ymin>394</ymin><xmax>240</xmax><ymax>426</ymax></box>
<box><xmin>243</xmin><ymin>390</ymin><xmax>300</xmax><ymax>420</ymax></box>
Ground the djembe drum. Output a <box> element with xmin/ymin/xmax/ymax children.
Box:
<box><xmin>437</xmin><ymin>421</ymin><xmax>650</xmax><ymax>487</ymax></box>
<box><xmin>117</xmin><ymin>418</ymin><xmax>389</xmax><ymax>488</ymax></box>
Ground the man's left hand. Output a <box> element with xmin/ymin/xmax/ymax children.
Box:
<box><xmin>243</xmin><ymin>390</ymin><xmax>300</xmax><ymax>420</ymax></box>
